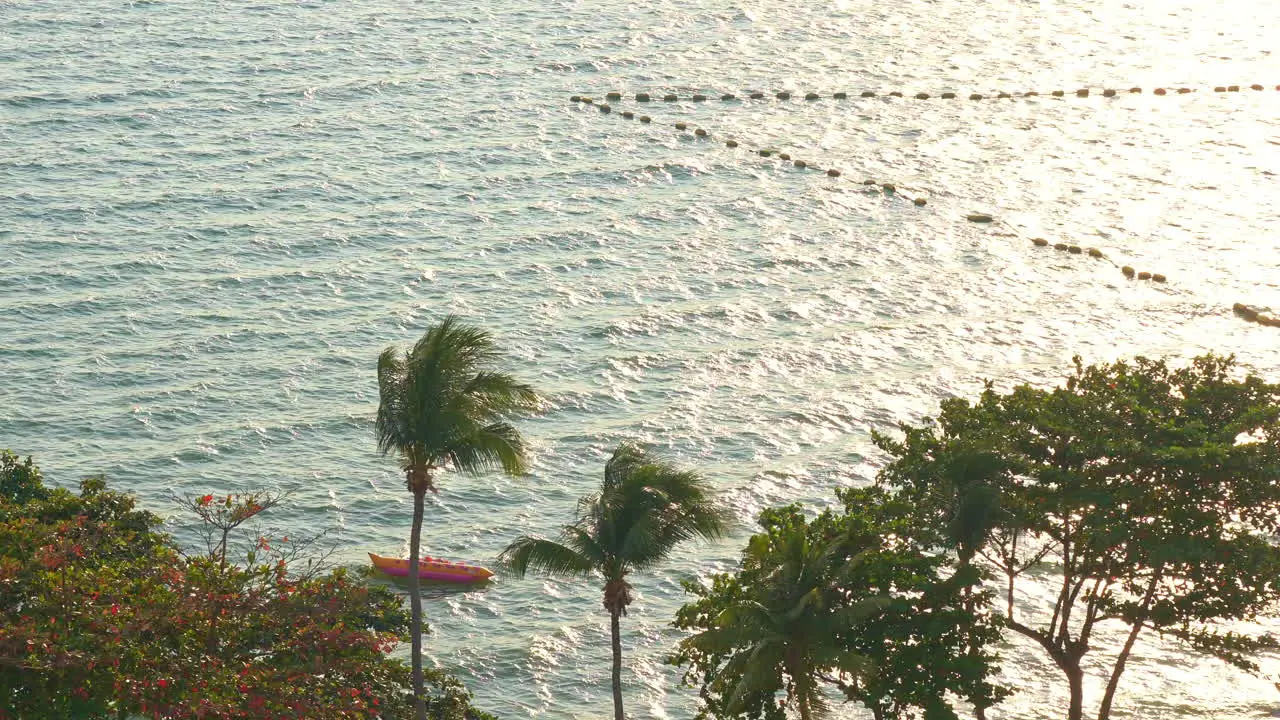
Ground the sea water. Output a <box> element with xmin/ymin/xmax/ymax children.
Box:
<box><xmin>2</xmin><ymin>0</ymin><xmax>1279</xmax><ymax>717</ymax></box>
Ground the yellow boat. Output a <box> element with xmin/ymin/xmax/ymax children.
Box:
<box><xmin>368</xmin><ymin>552</ymin><xmax>494</xmax><ymax>583</ymax></box>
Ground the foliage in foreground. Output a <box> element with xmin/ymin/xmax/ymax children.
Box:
<box><xmin>874</xmin><ymin>353</ymin><xmax>1280</xmax><ymax>720</ymax></box>
<box><xmin>672</xmin><ymin>488</ymin><xmax>1007</xmax><ymax>720</ymax></box>
<box><xmin>0</xmin><ymin>451</ymin><xmax>490</xmax><ymax>720</ymax></box>
<box><xmin>675</xmin><ymin>353</ymin><xmax>1280</xmax><ymax>720</ymax></box>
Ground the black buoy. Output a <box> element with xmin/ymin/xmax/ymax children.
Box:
<box><xmin>639</xmin><ymin>115</ymin><xmax>651</xmax><ymax>123</ymax></box>
<box><xmin>970</xmin><ymin>93</ymin><xmax>984</xmax><ymax>100</ymax></box>
<box><xmin>776</xmin><ymin>91</ymin><xmax>792</xmax><ymax>100</ymax></box>
<box><xmin>1103</xmin><ymin>89</ymin><xmax>1117</xmax><ymax>97</ymax></box>
<box><xmin>888</xmin><ymin>91</ymin><xmax>903</xmax><ymax>97</ymax></box>
<box><xmin>793</xmin><ymin>159</ymin><xmax>807</xmax><ymax>168</ymax></box>
<box><xmin>913</xmin><ymin>197</ymin><xmax>927</xmax><ymax>206</ymax></box>
<box><xmin>915</xmin><ymin>92</ymin><xmax>930</xmax><ymax>99</ymax></box>
<box><xmin>826</xmin><ymin>169</ymin><xmax>841</xmax><ymax>177</ymax></box>
<box><xmin>663</xmin><ymin>93</ymin><xmax>678</xmax><ymax>102</ymax></box>
<box><xmin>1154</xmin><ymin>88</ymin><xmax>1167</xmax><ymax>95</ymax></box>
<box><xmin>1234</xmin><ymin>303</ymin><xmax>1259</xmax><ymax>321</ymax></box>
<box><xmin>1121</xmin><ymin>266</ymin><xmax>1136</xmax><ymax>278</ymax></box>
<box><xmin>861</xmin><ymin>90</ymin><xmax>876</xmax><ymax>97</ymax></box>
<box><xmin>833</xmin><ymin>92</ymin><xmax>848</xmax><ymax>99</ymax></box>
<box><xmin>692</xmin><ymin>94</ymin><xmax>708</xmax><ymax>102</ymax></box>
<box><xmin>1032</xmin><ymin>238</ymin><xmax>1049</xmax><ymax>246</ymax></box>
<box><xmin>941</xmin><ymin>92</ymin><xmax>956</xmax><ymax>99</ymax></box>
<box><xmin>725</xmin><ymin>140</ymin><xmax>739</xmax><ymax>148</ymax></box>
<box><xmin>805</xmin><ymin>92</ymin><xmax>821</xmax><ymax>100</ymax></box>
<box><xmin>606</xmin><ymin>92</ymin><xmax>622</xmax><ymax>101</ymax></box>
<box><xmin>721</xmin><ymin>93</ymin><xmax>736</xmax><ymax>101</ymax></box>
<box><xmin>749</xmin><ymin>91</ymin><xmax>765</xmax><ymax>99</ymax></box>
<box><xmin>636</xmin><ymin>93</ymin><xmax>651</xmax><ymax>102</ymax></box>
<box><xmin>694</xmin><ymin>128</ymin><xmax>708</xmax><ymax>137</ymax></box>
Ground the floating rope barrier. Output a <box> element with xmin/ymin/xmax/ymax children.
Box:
<box><xmin>576</xmin><ymin>84</ymin><xmax>1278</xmax><ymax>106</ymax></box>
<box><xmin>1234</xmin><ymin>304</ymin><xmax>1280</xmax><ymax>328</ymax></box>
<box><xmin>571</xmin><ymin>94</ymin><xmax>1275</xmax><ymax>331</ymax></box>
<box><xmin>1017</xmin><ymin>226</ymin><xmax>1168</xmax><ymax>284</ymax></box>
<box><xmin>572</xmin><ymin>101</ymin><xmax>930</xmax><ymax>205</ymax></box>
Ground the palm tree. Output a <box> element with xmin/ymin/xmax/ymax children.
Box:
<box><xmin>677</xmin><ymin>520</ymin><xmax>885</xmax><ymax>720</ymax></box>
<box><xmin>375</xmin><ymin>317</ymin><xmax>540</xmax><ymax>720</ymax></box>
<box><xmin>499</xmin><ymin>443</ymin><xmax>729</xmax><ymax>720</ymax></box>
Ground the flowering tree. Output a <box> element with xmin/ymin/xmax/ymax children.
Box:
<box><xmin>0</xmin><ymin>451</ymin><xmax>491</xmax><ymax>720</ymax></box>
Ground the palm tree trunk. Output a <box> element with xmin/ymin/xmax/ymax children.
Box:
<box><xmin>798</xmin><ymin>696</ymin><xmax>814</xmax><ymax>720</ymax></box>
<box><xmin>409</xmin><ymin>485</ymin><xmax>427</xmax><ymax>720</ymax></box>
<box><xmin>610</xmin><ymin>609</ymin><xmax>625</xmax><ymax>720</ymax></box>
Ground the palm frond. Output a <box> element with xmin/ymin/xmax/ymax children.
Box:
<box><xmin>459</xmin><ymin>371</ymin><xmax>541</xmax><ymax>417</ymax></box>
<box><xmin>374</xmin><ymin>347</ymin><xmax>409</xmax><ymax>456</ymax></box>
<box><xmin>558</xmin><ymin>522</ymin><xmax>608</xmax><ymax>567</ymax></box>
<box><xmin>498</xmin><ymin>535</ymin><xmax>594</xmax><ymax>579</ymax></box>
<box><xmin>726</xmin><ymin>641</ymin><xmax>786</xmax><ymax>714</ymax></box>
<box><xmin>444</xmin><ymin>421</ymin><xmax>530</xmax><ymax>476</ymax></box>
<box><xmin>375</xmin><ymin>317</ymin><xmax>537</xmax><ymax>480</ymax></box>
<box><xmin>830</xmin><ymin>597</ymin><xmax>891</xmax><ymax>627</ymax></box>
<box><xmin>604</xmin><ymin>442</ymin><xmax>648</xmax><ymax>490</ymax></box>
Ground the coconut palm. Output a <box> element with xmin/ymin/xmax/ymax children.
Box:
<box><xmin>499</xmin><ymin>443</ymin><xmax>729</xmax><ymax>720</ymax></box>
<box><xmin>376</xmin><ymin>317</ymin><xmax>540</xmax><ymax>720</ymax></box>
<box><xmin>677</xmin><ymin>520</ymin><xmax>885</xmax><ymax>720</ymax></box>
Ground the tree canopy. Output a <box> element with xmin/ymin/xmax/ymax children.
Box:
<box><xmin>0</xmin><ymin>451</ymin><xmax>490</xmax><ymax>720</ymax></box>
<box><xmin>874</xmin><ymin>354</ymin><xmax>1280</xmax><ymax>720</ymax></box>
<box><xmin>672</xmin><ymin>487</ymin><xmax>1007</xmax><ymax>720</ymax></box>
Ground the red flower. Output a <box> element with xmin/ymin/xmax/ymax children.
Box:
<box><xmin>109</xmin><ymin>604</ymin><xmax>120</xmax><ymax>616</ymax></box>
<box><xmin>157</xmin><ymin>679</ymin><xmax>168</xmax><ymax>689</ymax></box>
<box><xmin>198</xmin><ymin>495</ymin><xmax>214</xmax><ymax>506</ymax></box>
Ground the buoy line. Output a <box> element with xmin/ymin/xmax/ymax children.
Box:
<box><xmin>574</xmin><ymin>85</ymin><xmax>1278</xmax><ymax>106</ymax></box>
<box><xmin>573</xmin><ymin>101</ymin><xmax>932</xmax><ymax>205</ymax></box>
<box><xmin>571</xmin><ymin>96</ymin><xmax>1277</xmax><ymax>331</ymax></box>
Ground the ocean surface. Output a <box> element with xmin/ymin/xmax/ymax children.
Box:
<box><xmin>3</xmin><ymin>0</ymin><xmax>1279</xmax><ymax>717</ymax></box>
